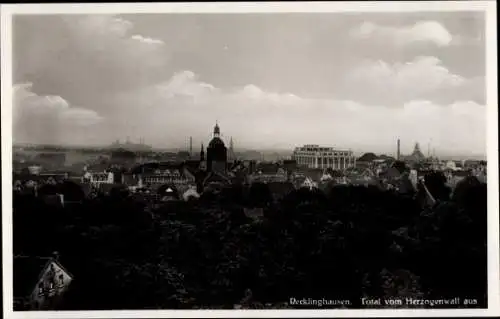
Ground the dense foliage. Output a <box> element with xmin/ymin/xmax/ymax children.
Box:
<box><xmin>13</xmin><ymin>175</ymin><xmax>487</xmax><ymax>309</ymax></box>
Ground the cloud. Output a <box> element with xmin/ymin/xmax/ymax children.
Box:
<box><xmin>13</xmin><ymin>83</ymin><xmax>103</xmax><ymax>145</ymax></box>
<box><xmin>343</xmin><ymin>56</ymin><xmax>483</xmax><ymax>105</ymax></box>
<box><xmin>14</xmin><ymin>15</ymin><xmax>171</xmax><ymax>110</ymax></box>
<box><xmin>69</xmin><ymin>15</ymin><xmax>163</xmax><ymax>45</ymax></box>
<box><xmin>64</xmin><ymin>15</ymin><xmax>166</xmax><ymax>65</ymax></box>
<box><xmin>156</xmin><ymin>71</ymin><xmax>218</xmax><ymax>98</ymax></box>
<box><xmin>131</xmin><ymin>34</ymin><xmax>164</xmax><ymax>45</ymax></box>
<box><xmin>109</xmin><ymin>71</ymin><xmax>486</xmax><ymax>155</ymax></box>
<box><xmin>350</xmin><ymin>21</ymin><xmax>453</xmax><ymax>47</ymax></box>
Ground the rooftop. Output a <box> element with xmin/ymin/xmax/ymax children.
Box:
<box><xmin>14</xmin><ymin>256</ymin><xmax>52</xmax><ymax>298</ymax></box>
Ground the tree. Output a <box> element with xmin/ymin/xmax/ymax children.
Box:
<box><xmin>13</xmin><ymin>172</ymin><xmax>487</xmax><ymax>310</ymax></box>
<box><xmin>424</xmin><ymin>171</ymin><xmax>451</xmax><ymax>201</ymax></box>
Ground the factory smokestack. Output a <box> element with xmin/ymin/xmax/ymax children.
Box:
<box><xmin>189</xmin><ymin>136</ymin><xmax>193</xmax><ymax>157</ymax></box>
<box><xmin>397</xmin><ymin>138</ymin><xmax>401</xmax><ymax>160</ymax></box>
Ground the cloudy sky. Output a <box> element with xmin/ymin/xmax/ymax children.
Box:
<box><xmin>12</xmin><ymin>12</ymin><xmax>486</xmax><ymax>156</ymax></box>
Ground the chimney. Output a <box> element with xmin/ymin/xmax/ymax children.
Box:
<box><xmin>189</xmin><ymin>136</ymin><xmax>193</xmax><ymax>157</ymax></box>
<box><xmin>397</xmin><ymin>139</ymin><xmax>401</xmax><ymax>161</ymax></box>
<box><xmin>52</xmin><ymin>251</ymin><xmax>60</xmax><ymax>261</ymax></box>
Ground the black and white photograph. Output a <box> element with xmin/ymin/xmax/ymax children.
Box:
<box><xmin>1</xmin><ymin>1</ymin><xmax>499</xmax><ymax>317</ymax></box>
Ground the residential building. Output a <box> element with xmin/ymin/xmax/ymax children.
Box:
<box><xmin>14</xmin><ymin>254</ymin><xmax>73</xmax><ymax>310</ymax></box>
<box><xmin>249</xmin><ymin>163</ymin><xmax>288</xmax><ymax>183</ymax></box>
<box><xmin>301</xmin><ymin>177</ymin><xmax>318</xmax><ymax>190</ymax></box>
<box><xmin>82</xmin><ymin>171</ymin><xmax>114</xmax><ymax>186</ymax></box>
<box><xmin>344</xmin><ymin>168</ymin><xmax>378</xmax><ymax>187</ymax></box>
<box><xmin>445</xmin><ymin>170</ymin><xmax>470</xmax><ymax>188</ymax></box>
<box><xmin>182</xmin><ymin>185</ymin><xmax>200</xmax><ymax>201</ymax></box>
<box><xmin>137</xmin><ymin>166</ymin><xmax>196</xmax><ymax>191</ymax></box>
<box><xmin>292</xmin><ymin>144</ymin><xmax>356</xmax><ymax>169</ymax></box>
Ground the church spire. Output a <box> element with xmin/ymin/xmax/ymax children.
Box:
<box><xmin>200</xmin><ymin>143</ymin><xmax>205</xmax><ymax>161</ymax></box>
<box><xmin>213</xmin><ymin>121</ymin><xmax>220</xmax><ymax>138</ymax></box>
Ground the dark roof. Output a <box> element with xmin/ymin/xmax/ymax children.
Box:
<box><xmin>381</xmin><ymin>167</ymin><xmax>401</xmax><ymax>178</ymax></box>
<box><xmin>378</xmin><ymin>154</ymin><xmax>395</xmax><ymax>161</ymax></box>
<box><xmin>208</xmin><ymin>137</ymin><xmax>226</xmax><ymax>149</ymax></box>
<box><xmin>129</xmin><ymin>161</ymin><xmax>183</xmax><ymax>174</ymax></box>
<box><xmin>14</xmin><ymin>256</ymin><xmax>51</xmax><ymax>298</ymax></box>
<box><xmin>358</xmin><ymin>153</ymin><xmax>378</xmax><ymax>162</ymax></box>
<box><xmin>203</xmin><ymin>172</ymin><xmax>230</xmax><ymax>185</ymax></box>
<box><xmin>417</xmin><ymin>169</ymin><xmax>433</xmax><ymax>175</ymax></box>
<box><xmin>329</xmin><ymin>170</ymin><xmax>344</xmax><ymax>177</ymax></box>
<box><xmin>256</xmin><ymin>163</ymin><xmax>279</xmax><ymax>174</ymax></box>
<box><xmin>452</xmin><ymin>170</ymin><xmax>470</xmax><ymax>177</ymax></box>
<box><xmin>297</xmin><ymin>168</ymin><xmax>323</xmax><ymax>181</ymax></box>
<box><xmin>86</xmin><ymin>163</ymin><xmax>110</xmax><ymax>172</ymax></box>
<box><xmin>464</xmin><ymin>160</ymin><xmax>481</xmax><ymax>165</ymax></box>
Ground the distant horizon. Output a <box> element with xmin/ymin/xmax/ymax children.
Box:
<box><xmin>12</xmin><ymin>141</ymin><xmax>487</xmax><ymax>161</ymax></box>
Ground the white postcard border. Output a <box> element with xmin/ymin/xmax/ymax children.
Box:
<box><xmin>1</xmin><ymin>1</ymin><xmax>498</xmax><ymax>318</ymax></box>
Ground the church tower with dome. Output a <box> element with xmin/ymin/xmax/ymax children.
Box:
<box><xmin>206</xmin><ymin>122</ymin><xmax>227</xmax><ymax>173</ymax></box>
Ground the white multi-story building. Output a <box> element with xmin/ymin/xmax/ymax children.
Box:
<box><xmin>82</xmin><ymin>171</ymin><xmax>114</xmax><ymax>186</ymax></box>
<box><xmin>292</xmin><ymin>145</ymin><xmax>356</xmax><ymax>170</ymax></box>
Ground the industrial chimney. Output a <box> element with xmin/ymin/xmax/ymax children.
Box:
<box><xmin>189</xmin><ymin>136</ymin><xmax>193</xmax><ymax>157</ymax></box>
<box><xmin>397</xmin><ymin>138</ymin><xmax>401</xmax><ymax>160</ymax></box>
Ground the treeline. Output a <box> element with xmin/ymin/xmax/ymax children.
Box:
<box><xmin>13</xmin><ymin>174</ymin><xmax>487</xmax><ymax>309</ymax></box>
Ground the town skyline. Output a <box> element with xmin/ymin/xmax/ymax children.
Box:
<box><xmin>13</xmin><ymin>12</ymin><xmax>487</xmax><ymax>155</ymax></box>
<box><xmin>12</xmin><ymin>139</ymin><xmax>487</xmax><ymax>161</ymax></box>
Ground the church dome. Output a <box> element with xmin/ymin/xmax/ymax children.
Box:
<box><xmin>208</xmin><ymin>137</ymin><xmax>226</xmax><ymax>149</ymax></box>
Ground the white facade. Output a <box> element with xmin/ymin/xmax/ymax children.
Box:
<box><xmin>292</xmin><ymin>144</ymin><xmax>356</xmax><ymax>169</ymax></box>
<box><xmin>83</xmin><ymin>171</ymin><xmax>114</xmax><ymax>186</ymax></box>
<box><xmin>30</xmin><ymin>261</ymin><xmax>73</xmax><ymax>309</ymax></box>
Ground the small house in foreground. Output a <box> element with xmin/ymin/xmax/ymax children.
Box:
<box><xmin>14</xmin><ymin>254</ymin><xmax>73</xmax><ymax>310</ymax></box>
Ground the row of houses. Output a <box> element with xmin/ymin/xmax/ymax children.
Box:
<box><xmin>13</xmin><ymin>158</ymin><xmax>487</xmax><ymax>207</ymax></box>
